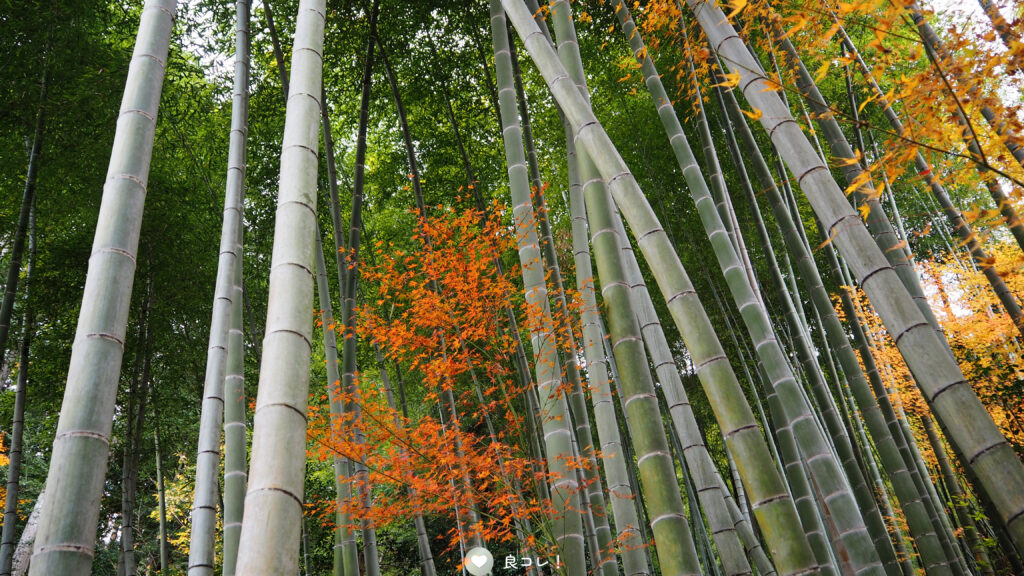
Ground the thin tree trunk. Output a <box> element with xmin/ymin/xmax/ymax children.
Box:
<box><xmin>503</xmin><ymin>3</ymin><xmax>818</xmax><ymax>574</ymax></box>
<box><xmin>233</xmin><ymin>0</ymin><xmax>325</xmax><ymax>573</ymax></box>
<box><xmin>261</xmin><ymin>4</ymin><xmax>355</xmax><ymax>574</ymax></box>
<box><xmin>29</xmin><ymin>3</ymin><xmax>176</xmax><ymax>574</ymax></box>
<box><xmin>0</xmin><ymin>69</ymin><xmax>46</xmax><ymax>375</ymax></box>
<box><xmin>121</xmin><ymin>321</ymin><xmax>152</xmax><ymax>576</ymax></box>
<box><xmin>554</xmin><ymin>15</ymin><xmax>652</xmax><ymax>573</ymax></box>
<box><xmin>375</xmin><ymin>345</ymin><xmax>438</xmax><ymax>576</ymax></box>
<box><xmin>377</xmin><ymin>33</ymin><xmax>487</xmax><ymax>555</ymax></box>
<box><xmin>714</xmin><ymin>51</ymin><xmax>949</xmax><ymax>575</ymax></box>
<box><xmin>580</xmin><ymin>96</ymin><xmax>704</xmax><ymax>576</ymax></box>
<box><xmin>261</xmin><ymin>0</ymin><xmax>288</xmax><ymax>97</ymax></box>
<box><xmin>0</xmin><ymin>203</ymin><xmax>36</xmax><ymax>576</ymax></box>
<box><xmin>339</xmin><ymin>5</ymin><xmax>382</xmax><ymax>576</ymax></box>
<box><xmin>314</xmin><ymin>226</ymin><xmax>355</xmax><ymax>576</ymax></box>
<box><xmin>222</xmin><ymin>205</ymin><xmax>247</xmax><ymax>576</ymax></box>
<box><xmin>556</xmin><ymin>65</ymin><xmax>652</xmax><ymax>576</ymax></box>
<box><xmin>155</xmin><ymin>415</ymin><xmax>168</xmax><ymax>572</ymax></box>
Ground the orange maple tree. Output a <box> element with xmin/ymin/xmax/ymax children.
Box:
<box><xmin>306</xmin><ymin>203</ymin><xmax>586</xmax><ymax>558</ymax></box>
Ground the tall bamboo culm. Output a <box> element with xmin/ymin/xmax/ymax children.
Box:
<box><xmin>490</xmin><ymin>2</ymin><xmax>587</xmax><ymax>573</ymax></box>
<box><xmin>684</xmin><ymin>0</ymin><xmax>1024</xmax><ymax>552</ymax></box>
<box><xmin>28</xmin><ymin>2</ymin><xmax>176</xmax><ymax>575</ymax></box>
<box><xmin>190</xmin><ymin>0</ymin><xmax>250</xmax><ymax>573</ymax></box>
<box><xmin>500</xmin><ymin>2</ymin><xmax>819</xmax><ymax>574</ymax></box>
<box><xmin>233</xmin><ymin>0</ymin><xmax>325</xmax><ymax>573</ymax></box>
<box><xmin>550</xmin><ymin>5</ymin><xmax>650</xmax><ymax>576</ymax></box>
<box><xmin>506</xmin><ymin>22</ymin><xmax>617</xmax><ymax>571</ymax></box>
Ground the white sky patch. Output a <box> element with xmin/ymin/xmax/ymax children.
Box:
<box><xmin>177</xmin><ymin>0</ymin><xmax>232</xmax><ymax>82</ymax></box>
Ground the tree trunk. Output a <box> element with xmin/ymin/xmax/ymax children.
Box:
<box><xmin>506</xmin><ymin>27</ymin><xmax>616</xmax><ymax>575</ymax></box>
<box><xmin>313</xmin><ymin>225</ymin><xmax>355</xmax><ymax>576</ymax></box>
<box><xmin>618</xmin><ymin>3</ymin><xmax>889</xmax><ymax>572</ymax></box>
<box><xmin>581</xmin><ymin>102</ymin><xmax>706</xmax><ymax>576</ymax></box>
<box><xmin>0</xmin><ymin>202</ymin><xmax>36</xmax><ymax>576</ymax></box>
<box><xmin>714</xmin><ymin>50</ymin><xmax>951</xmax><ymax>574</ymax></box>
<box><xmin>551</xmin><ymin>8</ymin><xmax>650</xmax><ymax>573</ymax></box>
<box><xmin>155</xmin><ymin>416</ymin><xmax>168</xmax><ymax>572</ymax></box>
<box><xmin>923</xmin><ymin>414</ymin><xmax>995</xmax><ymax>575</ymax></box>
<box><xmin>233</xmin><ymin>0</ymin><xmax>325</xmax><ymax>573</ymax></box>
<box><xmin>29</xmin><ymin>3</ymin><xmax>176</xmax><ymax>574</ymax></box>
<box><xmin>0</xmin><ymin>69</ymin><xmax>46</xmax><ymax>375</ymax></box>
<box><xmin>121</xmin><ymin>318</ymin><xmax>152</xmax><ymax>576</ymax></box>
<box><xmin>261</xmin><ymin>0</ymin><xmax>288</xmax><ymax>97</ymax></box>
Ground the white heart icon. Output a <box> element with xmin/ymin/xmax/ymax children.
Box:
<box><xmin>470</xmin><ymin>554</ymin><xmax>487</xmax><ymax>568</ymax></box>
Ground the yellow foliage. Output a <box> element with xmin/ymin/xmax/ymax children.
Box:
<box><xmin>838</xmin><ymin>242</ymin><xmax>1024</xmax><ymax>469</ymax></box>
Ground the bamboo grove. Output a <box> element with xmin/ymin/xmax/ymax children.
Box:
<box><xmin>2</xmin><ymin>0</ymin><xmax>1024</xmax><ymax>574</ymax></box>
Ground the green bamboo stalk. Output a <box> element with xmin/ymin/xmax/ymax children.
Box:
<box><xmin>502</xmin><ymin>3</ymin><xmax>818</xmax><ymax>574</ymax></box>
<box><xmin>566</xmin><ymin>150</ymin><xmax>651</xmax><ymax>576</ymax></box>
<box><xmin>313</xmin><ymin>227</ymin><xmax>354</xmax><ymax>576</ymax></box>
<box><xmin>582</xmin><ymin>104</ymin><xmax>703</xmax><ymax>576</ymax></box>
<box><xmin>155</xmin><ymin>416</ymin><xmax>169</xmax><ymax>572</ymax></box>
<box><xmin>0</xmin><ymin>69</ymin><xmax>45</xmax><ymax>378</ymax></box>
<box><xmin>221</xmin><ymin>3</ymin><xmax>250</xmax><ymax>575</ymax></box>
<box><xmin>508</xmin><ymin>31</ymin><xmax>616</xmax><ymax>574</ymax></box>
<box><xmin>491</xmin><ymin>2</ymin><xmax>587</xmax><ymax>571</ymax></box>
<box><xmin>0</xmin><ymin>202</ymin><xmax>35</xmax><ymax>576</ymax></box>
<box><xmin>686</xmin><ymin>0</ymin><xmax>1024</xmax><ymax>552</ymax></box>
<box><xmin>188</xmin><ymin>0</ymin><xmax>250</xmax><ymax>566</ymax></box>
<box><xmin>717</xmin><ymin>101</ymin><xmax>899</xmax><ymax>575</ymax></box>
<box><xmin>706</xmin><ymin>277</ymin><xmax>835</xmax><ymax>576</ymax></box>
<box><xmin>232</xmin><ymin>0</ymin><xmax>325</xmax><ymax>573</ymax></box>
<box><xmin>28</xmin><ymin>3</ymin><xmax>175</xmax><ymax>574</ymax></box>
<box><xmin>772</xmin><ymin>34</ymin><xmax>977</xmax><ymax>574</ymax></box>
<box><xmin>554</xmin><ymin>4</ymin><xmax>768</xmax><ymax>573</ymax></box>
<box><xmin>339</xmin><ymin>4</ymin><xmax>382</xmax><ymax>575</ymax></box>
<box><xmin>768</xmin><ymin>26</ymin><xmax>943</xmax><ymax>343</ymax></box>
<box><xmin>557</xmin><ymin>51</ymin><xmax>651</xmax><ymax>576</ymax></box>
